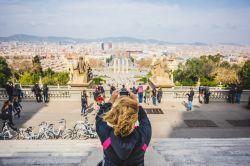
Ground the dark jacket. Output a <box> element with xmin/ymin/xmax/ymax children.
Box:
<box><xmin>187</xmin><ymin>90</ymin><xmax>194</xmax><ymax>101</ymax></box>
<box><xmin>13</xmin><ymin>100</ymin><xmax>22</xmax><ymax>109</ymax></box>
<box><xmin>96</xmin><ymin>103</ymin><xmax>152</xmax><ymax>166</ymax></box>
<box><xmin>1</xmin><ymin>104</ymin><xmax>13</xmax><ymax>120</ymax></box>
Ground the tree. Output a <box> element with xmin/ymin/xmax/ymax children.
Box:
<box><xmin>0</xmin><ymin>57</ymin><xmax>12</xmax><ymax>87</ymax></box>
<box><xmin>56</xmin><ymin>72</ymin><xmax>70</xmax><ymax>85</ymax></box>
<box><xmin>219</xmin><ymin>61</ymin><xmax>231</xmax><ymax>68</ymax></box>
<box><xmin>212</xmin><ymin>67</ymin><xmax>239</xmax><ymax>85</ymax></box>
<box><xmin>239</xmin><ymin>60</ymin><xmax>250</xmax><ymax>88</ymax></box>
<box><xmin>32</xmin><ymin>55</ymin><xmax>43</xmax><ymax>74</ymax></box>
<box><xmin>32</xmin><ymin>55</ymin><xmax>41</xmax><ymax>65</ymax></box>
<box><xmin>19</xmin><ymin>72</ymin><xmax>33</xmax><ymax>85</ymax></box>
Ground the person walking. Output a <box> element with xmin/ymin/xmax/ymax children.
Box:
<box><xmin>152</xmin><ymin>87</ymin><xmax>157</xmax><ymax>106</ymax></box>
<box><xmin>137</xmin><ymin>83</ymin><xmax>144</xmax><ymax>104</ymax></box>
<box><xmin>5</xmin><ymin>82</ymin><xmax>13</xmax><ymax>101</ymax></box>
<box><xmin>13</xmin><ymin>96</ymin><xmax>22</xmax><ymax>118</ymax></box>
<box><xmin>186</xmin><ymin>88</ymin><xmax>195</xmax><ymax>111</ymax></box>
<box><xmin>236</xmin><ymin>85</ymin><xmax>243</xmax><ymax>104</ymax></box>
<box><xmin>96</xmin><ymin>91</ymin><xmax>151</xmax><ymax>166</ymax></box>
<box><xmin>42</xmin><ymin>84</ymin><xmax>49</xmax><ymax>103</ymax></box>
<box><xmin>1</xmin><ymin>100</ymin><xmax>17</xmax><ymax>131</ymax></box>
<box><xmin>144</xmin><ymin>86</ymin><xmax>151</xmax><ymax>105</ymax></box>
<box><xmin>157</xmin><ymin>87</ymin><xmax>163</xmax><ymax>103</ymax></box>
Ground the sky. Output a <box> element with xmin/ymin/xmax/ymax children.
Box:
<box><xmin>0</xmin><ymin>0</ymin><xmax>250</xmax><ymax>44</ymax></box>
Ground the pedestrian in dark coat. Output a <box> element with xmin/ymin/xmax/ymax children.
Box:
<box><xmin>1</xmin><ymin>100</ymin><xmax>17</xmax><ymax>131</ymax></box>
<box><xmin>157</xmin><ymin>87</ymin><xmax>163</xmax><ymax>103</ymax></box>
<box><xmin>42</xmin><ymin>84</ymin><xmax>49</xmax><ymax>103</ymax></box>
<box><xmin>5</xmin><ymin>82</ymin><xmax>13</xmax><ymax>101</ymax></box>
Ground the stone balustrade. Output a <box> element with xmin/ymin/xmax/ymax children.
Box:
<box><xmin>0</xmin><ymin>88</ymin><xmax>249</xmax><ymax>102</ymax></box>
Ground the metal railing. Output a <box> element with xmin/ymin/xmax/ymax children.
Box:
<box><xmin>0</xmin><ymin>88</ymin><xmax>249</xmax><ymax>102</ymax></box>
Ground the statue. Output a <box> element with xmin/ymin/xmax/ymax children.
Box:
<box><xmin>149</xmin><ymin>57</ymin><xmax>174</xmax><ymax>88</ymax></box>
<box><xmin>68</xmin><ymin>56</ymin><xmax>93</xmax><ymax>86</ymax></box>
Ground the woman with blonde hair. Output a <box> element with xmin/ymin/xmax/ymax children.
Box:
<box><xmin>96</xmin><ymin>90</ymin><xmax>151</xmax><ymax>166</ymax></box>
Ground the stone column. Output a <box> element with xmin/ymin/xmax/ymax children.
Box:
<box><xmin>126</xmin><ymin>58</ymin><xmax>129</xmax><ymax>73</ymax></box>
<box><xmin>121</xmin><ymin>59</ymin><xmax>124</xmax><ymax>73</ymax></box>
<box><xmin>117</xmin><ymin>59</ymin><xmax>120</xmax><ymax>73</ymax></box>
<box><xmin>113</xmin><ymin>58</ymin><xmax>116</xmax><ymax>73</ymax></box>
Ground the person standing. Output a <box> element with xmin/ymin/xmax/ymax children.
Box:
<box><xmin>5</xmin><ymin>82</ymin><xmax>13</xmax><ymax>101</ymax></box>
<box><xmin>110</xmin><ymin>85</ymin><xmax>116</xmax><ymax>96</ymax></box>
<box><xmin>13</xmin><ymin>84</ymin><xmax>22</xmax><ymax>102</ymax></box>
<box><xmin>95</xmin><ymin>91</ymin><xmax>151</xmax><ymax>166</ymax></box>
<box><xmin>137</xmin><ymin>83</ymin><xmax>144</xmax><ymax>104</ymax></box>
<box><xmin>144</xmin><ymin>86</ymin><xmax>151</xmax><ymax>105</ymax></box>
<box><xmin>186</xmin><ymin>88</ymin><xmax>195</xmax><ymax>111</ymax></box>
<box><xmin>81</xmin><ymin>91</ymin><xmax>88</xmax><ymax>115</ymax></box>
<box><xmin>152</xmin><ymin>87</ymin><xmax>157</xmax><ymax>106</ymax></box>
<box><xmin>132</xmin><ymin>85</ymin><xmax>137</xmax><ymax>94</ymax></box>
<box><xmin>42</xmin><ymin>84</ymin><xmax>49</xmax><ymax>103</ymax></box>
<box><xmin>236</xmin><ymin>85</ymin><xmax>243</xmax><ymax>104</ymax></box>
<box><xmin>229</xmin><ymin>85</ymin><xmax>236</xmax><ymax>104</ymax></box>
<box><xmin>157</xmin><ymin>87</ymin><xmax>163</xmax><ymax>103</ymax></box>
<box><xmin>32</xmin><ymin>83</ymin><xmax>42</xmax><ymax>102</ymax></box>
<box><xmin>198</xmin><ymin>86</ymin><xmax>204</xmax><ymax>104</ymax></box>
<box><xmin>204</xmin><ymin>86</ymin><xmax>211</xmax><ymax>104</ymax></box>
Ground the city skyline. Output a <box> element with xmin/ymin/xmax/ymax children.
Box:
<box><xmin>0</xmin><ymin>0</ymin><xmax>250</xmax><ymax>44</ymax></box>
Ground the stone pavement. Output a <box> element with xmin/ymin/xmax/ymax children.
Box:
<box><xmin>0</xmin><ymin>139</ymin><xmax>250</xmax><ymax>166</ymax></box>
<box><xmin>1</xmin><ymin>100</ymin><xmax>250</xmax><ymax>166</ymax></box>
<box><xmin>0</xmin><ymin>100</ymin><xmax>250</xmax><ymax>137</ymax></box>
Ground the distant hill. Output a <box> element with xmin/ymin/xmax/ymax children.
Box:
<box><xmin>0</xmin><ymin>34</ymin><xmax>239</xmax><ymax>46</ymax></box>
<box><xmin>0</xmin><ymin>34</ymin><xmax>87</xmax><ymax>43</ymax></box>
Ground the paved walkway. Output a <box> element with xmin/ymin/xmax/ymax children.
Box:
<box><xmin>1</xmin><ymin>100</ymin><xmax>250</xmax><ymax>138</ymax></box>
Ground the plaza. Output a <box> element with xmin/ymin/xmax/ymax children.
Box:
<box><xmin>0</xmin><ymin>99</ymin><xmax>250</xmax><ymax>165</ymax></box>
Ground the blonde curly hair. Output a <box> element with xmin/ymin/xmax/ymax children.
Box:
<box><xmin>103</xmin><ymin>96</ymin><xmax>139</xmax><ymax>137</ymax></box>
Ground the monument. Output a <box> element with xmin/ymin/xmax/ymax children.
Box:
<box><xmin>68</xmin><ymin>57</ymin><xmax>93</xmax><ymax>88</ymax></box>
<box><xmin>149</xmin><ymin>57</ymin><xmax>175</xmax><ymax>88</ymax></box>
<box><xmin>113</xmin><ymin>58</ymin><xmax>129</xmax><ymax>73</ymax></box>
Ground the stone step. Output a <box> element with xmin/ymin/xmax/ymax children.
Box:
<box><xmin>1</xmin><ymin>139</ymin><xmax>250</xmax><ymax>166</ymax></box>
<box><xmin>0</xmin><ymin>156</ymin><xmax>87</xmax><ymax>166</ymax></box>
<box><xmin>152</xmin><ymin>138</ymin><xmax>250</xmax><ymax>166</ymax></box>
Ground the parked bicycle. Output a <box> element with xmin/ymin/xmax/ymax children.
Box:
<box><xmin>0</xmin><ymin>121</ymin><xmax>18</xmax><ymax>140</ymax></box>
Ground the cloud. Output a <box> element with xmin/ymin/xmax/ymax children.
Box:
<box><xmin>0</xmin><ymin>0</ymin><xmax>250</xmax><ymax>44</ymax></box>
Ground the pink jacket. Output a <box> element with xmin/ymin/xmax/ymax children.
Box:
<box><xmin>137</xmin><ymin>85</ymin><xmax>143</xmax><ymax>93</ymax></box>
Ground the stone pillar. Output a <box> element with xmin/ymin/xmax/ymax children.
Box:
<box><xmin>113</xmin><ymin>58</ymin><xmax>116</xmax><ymax>73</ymax></box>
<box><xmin>117</xmin><ymin>59</ymin><xmax>120</xmax><ymax>73</ymax></box>
<box><xmin>126</xmin><ymin>58</ymin><xmax>129</xmax><ymax>73</ymax></box>
<box><xmin>121</xmin><ymin>59</ymin><xmax>124</xmax><ymax>73</ymax></box>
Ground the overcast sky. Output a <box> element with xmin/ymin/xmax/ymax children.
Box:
<box><xmin>0</xmin><ymin>0</ymin><xmax>250</xmax><ymax>44</ymax></box>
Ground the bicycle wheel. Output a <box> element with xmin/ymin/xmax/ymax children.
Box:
<box><xmin>61</xmin><ymin>129</ymin><xmax>73</xmax><ymax>139</ymax></box>
<box><xmin>76</xmin><ymin>129</ymin><xmax>87</xmax><ymax>140</ymax></box>
<box><xmin>45</xmin><ymin>131</ymin><xmax>55</xmax><ymax>139</ymax></box>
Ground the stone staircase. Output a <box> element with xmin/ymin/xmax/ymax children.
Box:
<box><xmin>0</xmin><ymin>138</ymin><xmax>250</xmax><ymax>166</ymax></box>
